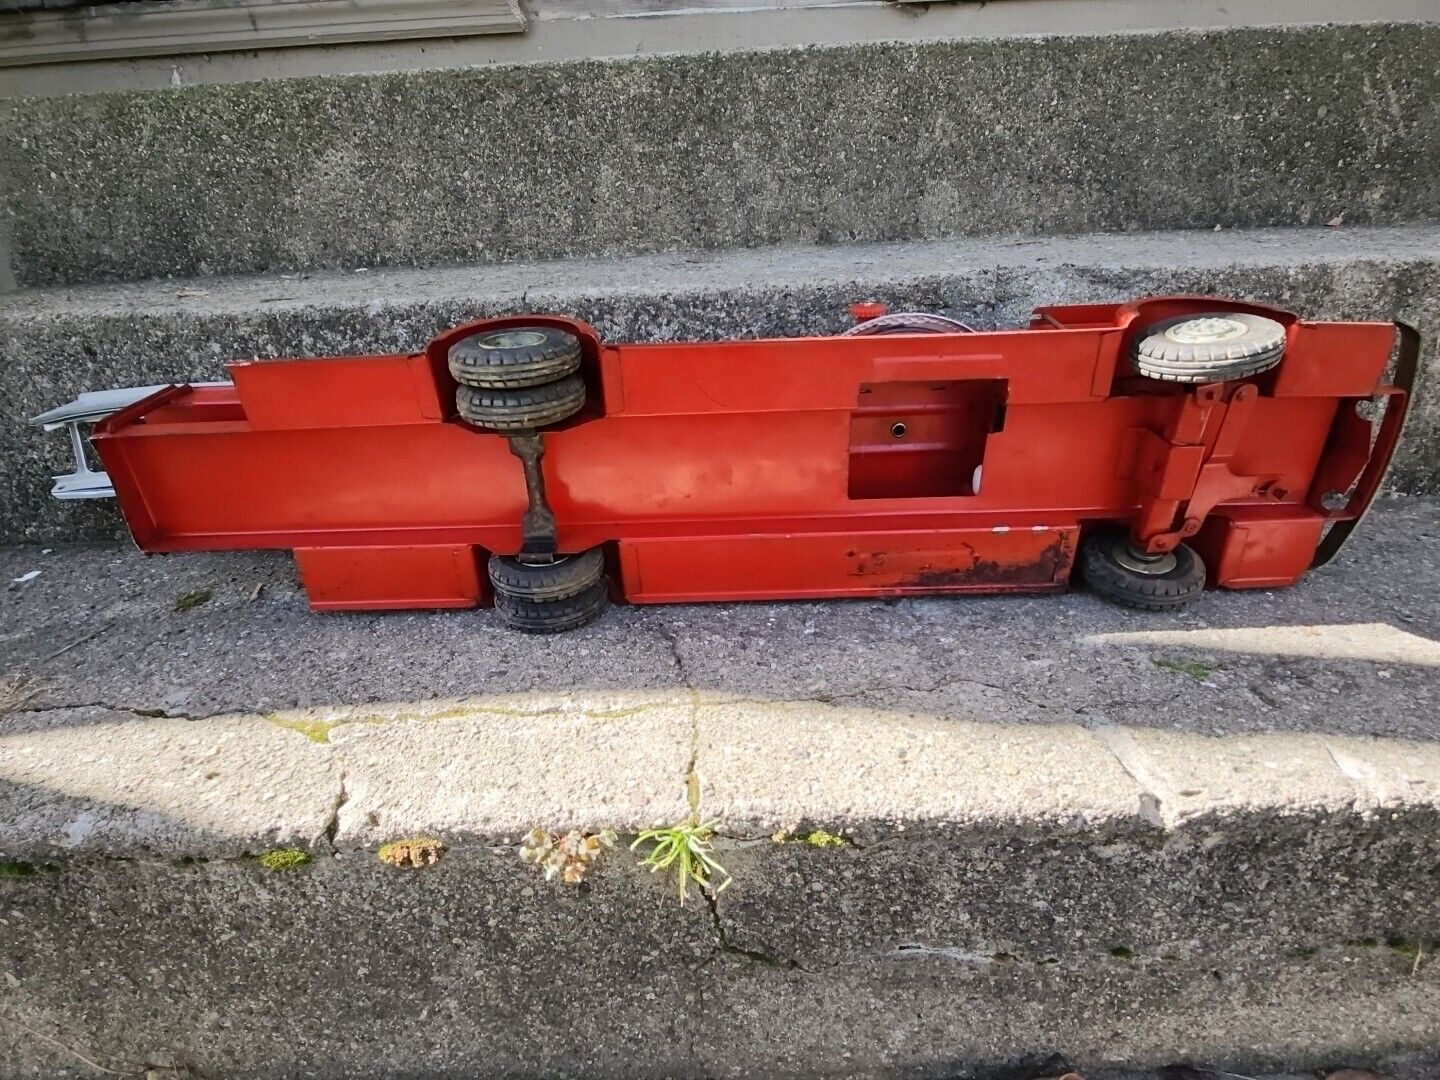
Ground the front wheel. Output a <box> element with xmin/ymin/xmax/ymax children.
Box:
<box><xmin>1133</xmin><ymin>312</ymin><xmax>1286</xmax><ymax>383</ymax></box>
<box><xmin>1079</xmin><ymin>528</ymin><xmax>1205</xmax><ymax>612</ymax></box>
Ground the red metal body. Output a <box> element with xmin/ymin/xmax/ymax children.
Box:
<box><xmin>92</xmin><ymin>297</ymin><xmax>1413</xmax><ymax>612</ymax></box>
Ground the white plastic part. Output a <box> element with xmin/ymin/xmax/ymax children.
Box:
<box><xmin>28</xmin><ymin>383</ymin><xmax>232</xmax><ymax>500</ymax></box>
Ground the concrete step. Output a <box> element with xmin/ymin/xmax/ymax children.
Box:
<box><xmin>3</xmin><ymin>222</ymin><xmax>1438</xmax><ymax>545</ymax></box>
<box><xmin>1</xmin><ymin>498</ymin><xmax>1438</xmax><ymax>1076</ymax></box>
<box><xmin>2</xmin><ymin>20</ymin><xmax>1439</xmax><ymax>288</ymax></box>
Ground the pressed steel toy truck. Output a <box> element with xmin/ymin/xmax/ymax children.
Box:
<box><xmin>32</xmin><ymin>296</ymin><xmax>1414</xmax><ymax>632</ymax></box>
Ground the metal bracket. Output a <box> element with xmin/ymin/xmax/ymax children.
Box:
<box><xmin>506</xmin><ymin>432</ymin><xmax>558</xmax><ymax>562</ymax></box>
<box><xmin>1132</xmin><ymin>382</ymin><xmax>1267</xmax><ymax>552</ymax></box>
<box><xmin>28</xmin><ymin>384</ymin><xmax>230</xmax><ymax>501</ymax></box>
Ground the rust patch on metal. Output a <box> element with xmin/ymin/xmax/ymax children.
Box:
<box><xmin>850</xmin><ymin>531</ymin><xmax>1075</xmax><ymax>593</ymax></box>
<box><xmin>907</xmin><ymin>533</ymin><xmax>1073</xmax><ymax>588</ymax></box>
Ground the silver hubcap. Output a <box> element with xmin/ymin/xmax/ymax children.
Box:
<box><xmin>1164</xmin><ymin>316</ymin><xmax>1248</xmax><ymax>345</ymax></box>
<box><xmin>479</xmin><ymin>330</ymin><xmax>548</xmax><ymax>349</ymax></box>
<box><xmin>1111</xmin><ymin>539</ymin><xmax>1177</xmax><ymax>576</ymax></box>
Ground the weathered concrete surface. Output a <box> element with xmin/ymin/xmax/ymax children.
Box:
<box><xmin>0</xmin><ymin>706</ymin><xmax>339</xmax><ymax>860</ymax></box>
<box><xmin>0</xmin><ymin>851</ymin><xmax>716</xmax><ymax>1079</ymax></box>
<box><xmin>3</xmin><ymin>505</ymin><xmax>1440</xmax><ymax>1075</ymax></box>
<box><xmin>0</xmin><ymin>850</ymin><xmax>1434</xmax><ymax>1079</ymax></box>
<box><xmin>1</xmin><ymin>701</ymin><xmax>1438</xmax><ymax>1076</ymax></box>
<box><xmin>329</xmin><ymin>693</ymin><xmax>695</xmax><ymax>845</ymax></box>
<box><xmin>3</xmin><ymin>496</ymin><xmax>1439</xmax><ymax>741</ymax></box>
<box><xmin>2</xmin><ymin>23</ymin><xmax>1438</xmax><ymax>287</ymax></box>
<box><xmin>4</xmin><ymin>223</ymin><xmax>1440</xmax><ymax>544</ymax></box>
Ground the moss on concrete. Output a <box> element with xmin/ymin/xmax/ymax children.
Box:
<box><xmin>175</xmin><ymin>587</ymin><xmax>213</xmax><ymax>612</ymax></box>
<box><xmin>256</xmin><ymin>848</ymin><xmax>312</xmax><ymax>871</ymax></box>
<box><xmin>378</xmin><ymin>837</ymin><xmax>445</xmax><ymax>869</ymax></box>
<box><xmin>266</xmin><ymin>715</ymin><xmax>337</xmax><ymax>744</ymax></box>
<box><xmin>1152</xmin><ymin>657</ymin><xmax>1218</xmax><ymax>681</ymax></box>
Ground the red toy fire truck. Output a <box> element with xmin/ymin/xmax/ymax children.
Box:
<box><xmin>33</xmin><ymin>296</ymin><xmax>1414</xmax><ymax>632</ymax></box>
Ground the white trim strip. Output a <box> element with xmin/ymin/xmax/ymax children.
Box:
<box><xmin>0</xmin><ymin>0</ymin><xmax>524</xmax><ymax>68</ymax></box>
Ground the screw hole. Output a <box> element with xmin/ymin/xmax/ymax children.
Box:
<box><xmin>890</xmin><ymin>422</ymin><xmax>908</xmax><ymax>439</ymax></box>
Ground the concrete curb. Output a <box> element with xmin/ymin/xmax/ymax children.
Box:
<box><xmin>2</xmin><ymin>696</ymin><xmax>1438</xmax><ymax>1077</ymax></box>
<box><xmin>3</xmin><ymin>500</ymin><xmax>1440</xmax><ymax>1075</ymax></box>
<box><xmin>3</xmin><ymin>22</ymin><xmax>1438</xmax><ymax>287</ymax></box>
<box><xmin>3</xmin><ymin>223</ymin><xmax>1439</xmax><ymax>543</ymax></box>
<box><xmin>6</xmin><ymin>692</ymin><xmax>1439</xmax><ymax>858</ymax></box>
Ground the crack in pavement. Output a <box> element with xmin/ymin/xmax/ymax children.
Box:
<box><xmin>643</xmin><ymin>614</ymin><xmax>704</xmax><ymax>816</ymax></box>
<box><xmin>5</xmin><ymin>701</ymin><xmax>201</xmax><ymax>723</ymax></box>
<box><xmin>320</xmin><ymin>768</ymin><xmax>349</xmax><ymax>853</ymax></box>
<box><xmin>702</xmin><ymin>887</ymin><xmax>808</xmax><ymax>973</ymax></box>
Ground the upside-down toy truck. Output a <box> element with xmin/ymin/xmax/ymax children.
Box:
<box><xmin>31</xmin><ymin>296</ymin><xmax>1414</xmax><ymax>633</ymax></box>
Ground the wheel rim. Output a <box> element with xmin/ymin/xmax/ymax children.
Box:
<box><xmin>512</xmin><ymin>555</ymin><xmax>570</xmax><ymax>567</ymax></box>
<box><xmin>1163</xmin><ymin>317</ymin><xmax>1249</xmax><ymax>345</ymax></box>
<box><xmin>478</xmin><ymin>330</ymin><xmax>549</xmax><ymax>349</ymax></box>
<box><xmin>1110</xmin><ymin>538</ymin><xmax>1178</xmax><ymax>576</ymax></box>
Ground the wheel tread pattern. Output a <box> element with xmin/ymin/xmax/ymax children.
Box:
<box><xmin>493</xmin><ymin>580</ymin><xmax>608</xmax><ymax>633</ymax></box>
<box><xmin>457</xmin><ymin>374</ymin><xmax>586</xmax><ymax>430</ymax></box>
<box><xmin>1134</xmin><ymin>313</ymin><xmax>1286</xmax><ymax>383</ymax></box>
<box><xmin>488</xmin><ymin>549</ymin><xmax>605</xmax><ymax>601</ymax></box>
<box><xmin>450</xmin><ymin>327</ymin><xmax>582</xmax><ymax>389</ymax></box>
<box><xmin>1079</xmin><ymin>529</ymin><xmax>1206</xmax><ymax>612</ymax></box>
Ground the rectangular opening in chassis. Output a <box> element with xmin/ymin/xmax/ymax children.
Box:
<box><xmin>848</xmin><ymin>378</ymin><xmax>1008</xmax><ymax>500</ymax></box>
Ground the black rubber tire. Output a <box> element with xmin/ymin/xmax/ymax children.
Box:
<box><xmin>493</xmin><ymin>580</ymin><xmax>608</xmax><ymax>634</ymax></box>
<box><xmin>456</xmin><ymin>374</ymin><xmax>586</xmax><ymax>431</ymax></box>
<box><xmin>1079</xmin><ymin>528</ymin><xmax>1206</xmax><ymax>612</ymax></box>
<box><xmin>488</xmin><ymin>548</ymin><xmax>606</xmax><ymax>602</ymax></box>
<box><xmin>1134</xmin><ymin>312</ymin><xmax>1286</xmax><ymax>383</ymax></box>
<box><xmin>449</xmin><ymin>327</ymin><xmax>582</xmax><ymax>389</ymax></box>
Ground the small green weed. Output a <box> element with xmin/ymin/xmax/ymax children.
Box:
<box><xmin>1152</xmin><ymin>657</ymin><xmax>1216</xmax><ymax>680</ymax></box>
<box><xmin>256</xmin><ymin>847</ymin><xmax>311</xmax><ymax>871</ymax></box>
<box><xmin>0</xmin><ymin>860</ymin><xmax>59</xmax><ymax>878</ymax></box>
<box><xmin>632</xmin><ymin>818</ymin><xmax>731</xmax><ymax>904</ymax></box>
<box><xmin>175</xmin><ymin>588</ymin><xmax>213</xmax><ymax>613</ymax></box>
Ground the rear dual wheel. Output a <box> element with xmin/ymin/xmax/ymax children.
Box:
<box><xmin>488</xmin><ymin>548</ymin><xmax>607</xmax><ymax>633</ymax></box>
<box><xmin>451</xmin><ymin>327</ymin><xmax>587</xmax><ymax>430</ymax></box>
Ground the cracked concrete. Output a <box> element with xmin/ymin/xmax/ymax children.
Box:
<box><xmin>2</xmin><ymin>500</ymin><xmax>1440</xmax><ymax>1074</ymax></box>
<box><xmin>3</xmin><ymin>496</ymin><xmax>1439</xmax><ymax>741</ymax></box>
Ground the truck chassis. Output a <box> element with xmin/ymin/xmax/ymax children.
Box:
<box><xmin>37</xmin><ymin>295</ymin><xmax>1414</xmax><ymax>632</ymax></box>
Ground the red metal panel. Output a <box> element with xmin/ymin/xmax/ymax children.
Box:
<box><xmin>1192</xmin><ymin>511</ymin><xmax>1327</xmax><ymax>589</ymax></box>
<box><xmin>1270</xmin><ymin>323</ymin><xmax>1394</xmax><ymax>399</ymax></box>
<box><xmin>608</xmin><ymin>329</ymin><xmax>1108</xmax><ymax>415</ymax></box>
<box><xmin>232</xmin><ymin>354</ymin><xmax>445</xmax><ymax>429</ymax></box>
<box><xmin>618</xmin><ymin>527</ymin><xmax>1076</xmax><ymax>603</ymax></box>
<box><xmin>87</xmin><ymin>297</ymin><xmax>1407</xmax><ymax>612</ymax></box>
<box><xmin>295</xmin><ymin>545</ymin><xmax>485</xmax><ymax>610</ymax></box>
